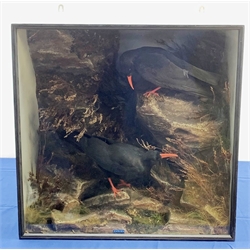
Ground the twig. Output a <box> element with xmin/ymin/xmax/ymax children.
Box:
<box><xmin>210</xmin><ymin>86</ymin><xmax>215</xmax><ymax>103</ymax></box>
<box><xmin>136</xmin><ymin>138</ymin><xmax>157</xmax><ymax>151</ymax></box>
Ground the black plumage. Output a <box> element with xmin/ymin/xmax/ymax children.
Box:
<box><xmin>57</xmin><ymin>130</ymin><xmax>177</xmax><ymax>195</ymax></box>
<box><xmin>118</xmin><ymin>46</ymin><xmax>219</xmax><ymax>97</ymax></box>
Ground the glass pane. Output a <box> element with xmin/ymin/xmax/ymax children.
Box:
<box><xmin>12</xmin><ymin>25</ymin><xmax>244</xmax><ymax>239</ymax></box>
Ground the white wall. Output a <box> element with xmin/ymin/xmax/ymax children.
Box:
<box><xmin>0</xmin><ymin>1</ymin><xmax>249</xmax><ymax>161</ymax></box>
<box><xmin>15</xmin><ymin>29</ymin><xmax>39</xmax><ymax>210</ymax></box>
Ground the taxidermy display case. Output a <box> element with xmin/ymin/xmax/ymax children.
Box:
<box><xmin>12</xmin><ymin>24</ymin><xmax>244</xmax><ymax>240</ymax></box>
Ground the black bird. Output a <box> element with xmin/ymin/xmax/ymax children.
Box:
<box><xmin>58</xmin><ymin>130</ymin><xmax>178</xmax><ymax>196</ymax></box>
<box><xmin>118</xmin><ymin>46</ymin><xmax>220</xmax><ymax>98</ymax></box>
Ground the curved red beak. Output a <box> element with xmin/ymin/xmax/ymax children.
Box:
<box><xmin>127</xmin><ymin>75</ymin><xmax>134</xmax><ymax>90</ymax></box>
<box><xmin>160</xmin><ymin>153</ymin><xmax>178</xmax><ymax>158</ymax></box>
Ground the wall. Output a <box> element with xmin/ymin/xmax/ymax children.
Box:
<box><xmin>1</xmin><ymin>1</ymin><xmax>249</xmax><ymax>161</ymax></box>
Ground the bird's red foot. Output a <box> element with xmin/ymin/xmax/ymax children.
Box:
<box><xmin>117</xmin><ymin>179</ymin><xmax>131</xmax><ymax>188</ymax></box>
<box><xmin>143</xmin><ymin>87</ymin><xmax>161</xmax><ymax>97</ymax></box>
<box><xmin>108</xmin><ymin>178</ymin><xmax>120</xmax><ymax>197</ymax></box>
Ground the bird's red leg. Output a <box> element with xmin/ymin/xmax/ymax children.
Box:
<box><xmin>117</xmin><ymin>179</ymin><xmax>131</xmax><ymax>188</ymax></box>
<box><xmin>108</xmin><ymin>178</ymin><xmax>120</xmax><ymax>197</ymax></box>
<box><xmin>143</xmin><ymin>87</ymin><xmax>161</xmax><ymax>97</ymax></box>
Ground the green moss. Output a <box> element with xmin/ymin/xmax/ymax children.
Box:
<box><xmin>187</xmin><ymin>211</ymin><xmax>206</xmax><ymax>221</ymax></box>
<box><xmin>25</xmin><ymin>207</ymin><xmax>50</xmax><ymax>224</ymax></box>
<box><xmin>128</xmin><ymin>209</ymin><xmax>169</xmax><ymax>226</ymax></box>
<box><xmin>79</xmin><ymin>205</ymin><xmax>90</xmax><ymax>215</ymax></box>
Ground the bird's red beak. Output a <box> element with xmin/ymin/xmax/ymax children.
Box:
<box><xmin>160</xmin><ymin>153</ymin><xmax>178</xmax><ymax>158</ymax></box>
<box><xmin>127</xmin><ymin>75</ymin><xmax>134</xmax><ymax>90</ymax></box>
